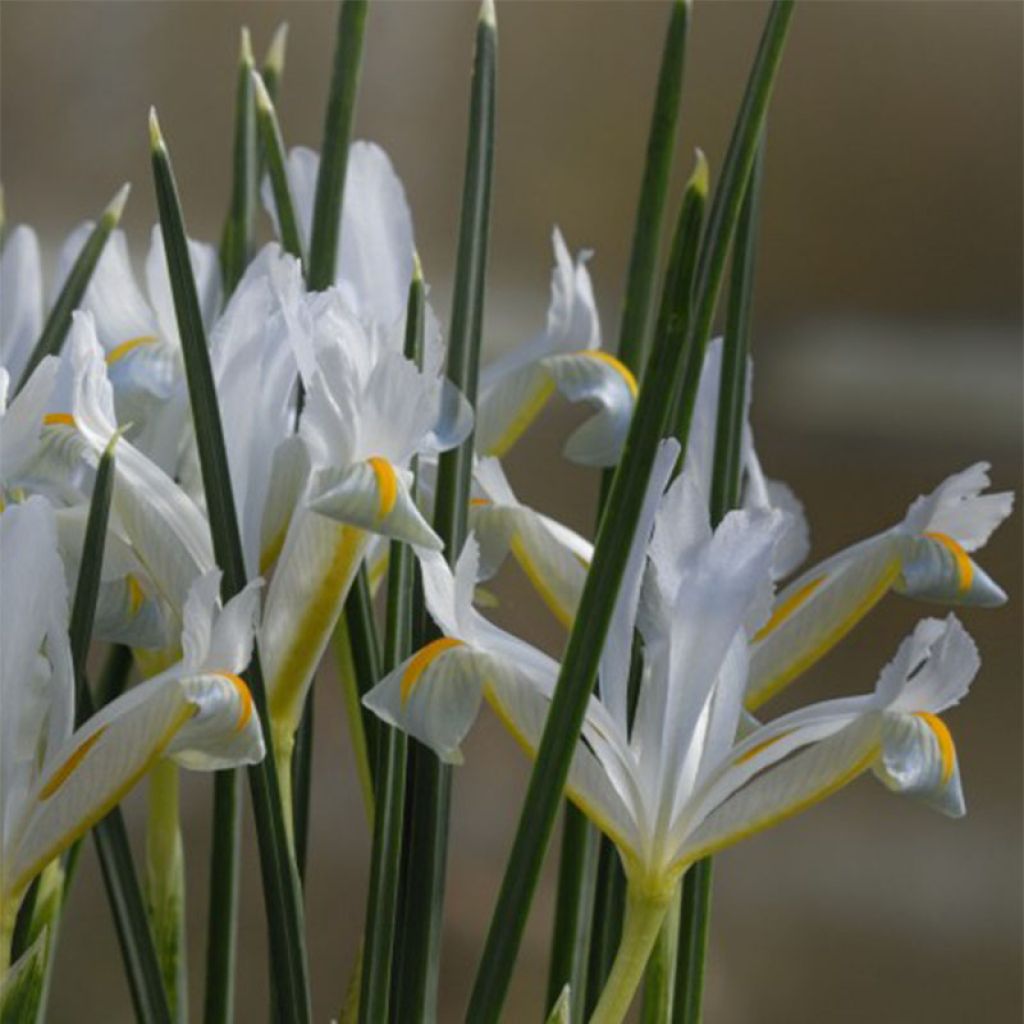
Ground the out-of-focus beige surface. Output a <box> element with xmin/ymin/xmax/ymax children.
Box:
<box><xmin>2</xmin><ymin>1</ymin><xmax>1021</xmax><ymax>1021</ymax></box>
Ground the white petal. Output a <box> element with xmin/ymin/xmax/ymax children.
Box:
<box><xmin>6</xmin><ymin>669</ymin><xmax>262</xmax><ymax>901</ymax></box>
<box><xmin>363</xmin><ymin>640</ymin><xmax>485</xmax><ymax>764</ymax></box>
<box><xmin>261</xmin><ymin>510</ymin><xmax>368</xmax><ymax>737</ymax></box>
<box><xmin>873</xmin><ymin>711</ymin><xmax>964</xmax><ymax>817</ymax></box>
<box><xmin>901</xmin><ymin>462</ymin><xmax>1014</xmax><ymax>552</ymax></box>
<box><xmin>0</xmin><ymin>225</ymin><xmax>43</xmax><ymax>383</ymax></box>
<box><xmin>543</xmin><ymin>351</ymin><xmax>637</xmax><ymax>467</ymax></box>
<box><xmin>675</xmin><ymin>715</ymin><xmax>882</xmax><ymax>869</ymax></box>
<box><xmin>310</xmin><ymin>458</ymin><xmax>441</xmax><ymax>551</ymax></box>
<box><xmin>746</xmin><ymin>533</ymin><xmax>904</xmax><ymax>710</ymax></box>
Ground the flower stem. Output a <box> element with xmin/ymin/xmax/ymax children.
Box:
<box><xmin>145</xmin><ymin>760</ymin><xmax>187</xmax><ymax>1022</ymax></box>
<box><xmin>590</xmin><ymin>884</ymin><xmax>671</xmax><ymax>1024</ymax></box>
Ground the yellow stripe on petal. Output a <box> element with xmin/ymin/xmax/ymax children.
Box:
<box><xmin>38</xmin><ymin>728</ymin><xmax>109</xmax><ymax>800</ymax></box>
<box><xmin>575</xmin><ymin>349</ymin><xmax>639</xmax><ymax>398</ymax></box>
<box><xmin>747</xmin><ymin>559</ymin><xmax>901</xmax><ymax>711</ymax></box>
<box><xmin>400</xmin><ymin>637</ymin><xmax>464</xmax><ymax>705</ymax></box>
<box><xmin>735</xmin><ymin>730</ymin><xmax>793</xmax><ymax>766</ymax></box>
<box><xmin>680</xmin><ymin>741</ymin><xmax>882</xmax><ymax>868</ymax></box>
<box><xmin>106</xmin><ymin>334</ymin><xmax>158</xmax><ymax>366</ymax></box>
<box><xmin>221</xmin><ymin>673</ymin><xmax>254</xmax><ymax>733</ymax></box>
<box><xmin>915</xmin><ymin>711</ymin><xmax>956</xmax><ymax>784</ymax></box>
<box><xmin>13</xmin><ymin>703</ymin><xmax>196</xmax><ymax>901</ymax></box>
<box><xmin>470</xmin><ymin>498</ymin><xmax>492</xmax><ymax>507</ymax></box>
<box><xmin>42</xmin><ymin>413</ymin><xmax>76</xmax><ymax>428</ymax></box>
<box><xmin>367</xmin><ymin>457</ymin><xmax>398</xmax><ymax>521</ymax></box>
<box><xmin>753</xmin><ymin>576</ymin><xmax>826</xmax><ymax>643</ymax></box>
<box><xmin>924</xmin><ymin>531</ymin><xmax>973</xmax><ymax>593</ymax></box>
<box><xmin>489</xmin><ymin>377</ymin><xmax>556</xmax><ymax>458</ymax></box>
<box><xmin>482</xmin><ymin>686</ymin><xmax>636</xmax><ymax>857</ymax></box>
<box><xmin>267</xmin><ymin>524</ymin><xmax>366</xmax><ymax>730</ymax></box>
<box><xmin>511</xmin><ymin>533</ymin><xmax>574</xmax><ymax>629</ymax></box>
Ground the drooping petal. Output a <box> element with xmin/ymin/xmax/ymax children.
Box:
<box><xmin>310</xmin><ymin>458</ymin><xmax>441</xmax><ymax>551</ymax></box>
<box><xmin>874</xmin><ymin>711</ymin><xmax>965</xmax><ymax>817</ymax></box>
<box><xmin>5</xmin><ymin>668</ymin><xmax>262</xmax><ymax>903</ymax></box>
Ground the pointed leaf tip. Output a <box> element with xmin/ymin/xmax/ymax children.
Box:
<box><xmin>148</xmin><ymin>107</ymin><xmax>165</xmax><ymax>152</ymax></box>
<box><xmin>480</xmin><ymin>0</ymin><xmax>497</xmax><ymax>28</ymax></box>
<box><xmin>689</xmin><ymin>148</ymin><xmax>710</xmax><ymax>198</ymax></box>
<box><xmin>412</xmin><ymin>249</ymin><xmax>424</xmax><ymax>283</ymax></box>
<box><xmin>239</xmin><ymin>26</ymin><xmax>254</xmax><ymax>67</ymax></box>
<box><xmin>252</xmin><ymin>69</ymin><xmax>273</xmax><ymax>112</ymax></box>
<box><xmin>104</xmin><ymin>182</ymin><xmax>131</xmax><ymax>224</ymax></box>
<box><xmin>265</xmin><ymin>22</ymin><xmax>289</xmax><ymax>73</ymax></box>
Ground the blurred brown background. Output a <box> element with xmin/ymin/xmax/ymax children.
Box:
<box><xmin>2</xmin><ymin>1</ymin><xmax>1021</xmax><ymax>1021</ymax></box>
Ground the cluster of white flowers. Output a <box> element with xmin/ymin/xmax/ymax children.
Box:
<box><xmin>0</xmin><ymin>30</ymin><xmax>1014</xmax><ymax>1021</ymax></box>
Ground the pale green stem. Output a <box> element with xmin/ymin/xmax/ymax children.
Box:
<box><xmin>0</xmin><ymin>896</ymin><xmax>17</xmax><ymax>976</ymax></box>
<box><xmin>275</xmin><ymin>729</ymin><xmax>297</xmax><ymax>852</ymax></box>
<box><xmin>640</xmin><ymin>883</ymin><xmax>681</xmax><ymax>1023</ymax></box>
<box><xmin>590</xmin><ymin>883</ymin><xmax>672</xmax><ymax>1024</ymax></box>
<box><xmin>332</xmin><ymin>618</ymin><xmax>375</xmax><ymax>827</ymax></box>
<box><xmin>146</xmin><ymin>759</ymin><xmax>187</xmax><ymax>1023</ymax></box>
<box><xmin>26</xmin><ymin>860</ymin><xmax>66</xmax><ymax>1022</ymax></box>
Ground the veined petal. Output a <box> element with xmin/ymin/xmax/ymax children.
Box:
<box><xmin>144</xmin><ymin>224</ymin><xmax>221</xmax><ymax>344</ymax></box>
<box><xmin>261</xmin><ymin>509</ymin><xmax>368</xmax><ymax>737</ymax></box>
<box><xmin>674</xmin><ymin>715</ymin><xmax>883</xmax><ymax>871</ymax></box>
<box><xmin>873</xmin><ymin>711</ymin><xmax>964</xmax><ymax>817</ymax></box>
<box><xmin>310</xmin><ymin>457</ymin><xmax>442</xmax><ymax>551</ymax></box>
<box><xmin>363</xmin><ymin>639</ymin><xmax>483</xmax><ymax>765</ymax></box>
<box><xmin>260</xmin><ymin>434</ymin><xmax>311</xmax><ymax>574</ymax></box>
<box><xmin>895</xmin><ymin>531</ymin><xmax>1007</xmax><ymax>607</ymax></box>
<box><xmin>4</xmin><ymin>668</ymin><xmax>262</xmax><ymax>903</ymax></box>
<box><xmin>0</xmin><ymin>356</ymin><xmax>58</xmax><ymax>487</ymax></box>
<box><xmin>746</xmin><ymin>534</ymin><xmax>904</xmax><ymax>710</ymax></box>
<box><xmin>901</xmin><ymin>462</ymin><xmax>1014</xmax><ymax>553</ymax></box>
<box><xmin>542</xmin><ymin>350</ymin><xmax>637</xmax><ymax>467</ymax></box>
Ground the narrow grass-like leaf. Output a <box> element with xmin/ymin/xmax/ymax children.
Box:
<box><xmin>555</xmin><ymin>5</ymin><xmax>692</xmax><ymax>1007</ymax></box>
<box><xmin>261</xmin><ymin>23</ymin><xmax>289</xmax><ymax>103</ymax></box>
<box><xmin>393</xmin><ymin>7</ymin><xmax>496</xmax><ymax>1020</ymax></box>
<box><xmin>16</xmin><ymin>185</ymin><xmax>129</xmax><ymax>392</ymax></box>
<box><xmin>150</xmin><ymin>110</ymin><xmax>311</xmax><ymax>1023</ymax></box>
<box><xmin>616</xmin><ymin>0</ymin><xmax>692</xmax><ymax>379</ymax></box>
<box><xmin>220</xmin><ymin>29</ymin><xmax>258</xmax><ymax>296</ymax></box>
<box><xmin>671</xmin><ymin>0</ymin><xmax>793</xmax><ymax>454</ymax></box>
<box><xmin>466</xmin><ymin>151</ymin><xmax>709</xmax><ymax>1024</ymax></box>
<box><xmin>61</xmin><ymin>442</ymin><xmax>173</xmax><ymax>1024</ymax></box>
<box><xmin>307</xmin><ymin>0</ymin><xmax>368</xmax><ymax>291</ymax></box>
<box><xmin>253</xmin><ymin>71</ymin><xmax>304</xmax><ymax>263</ymax></box>
<box><xmin>291</xmin><ymin>696</ymin><xmax>314</xmax><ymax>883</ymax></box>
<box><xmin>545</xmin><ymin>805</ymin><xmax>598</xmax><ymax>1021</ymax></box>
<box><xmin>358</xmin><ymin>263</ymin><xmax>424</xmax><ymax>1024</ymax></box>
<box><xmin>674</xmin><ymin>136</ymin><xmax>766</xmax><ymax>1024</ymax></box>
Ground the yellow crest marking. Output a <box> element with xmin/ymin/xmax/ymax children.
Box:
<box><xmin>42</xmin><ymin>413</ymin><xmax>76</xmax><ymax>428</ymax></box>
<box><xmin>367</xmin><ymin>457</ymin><xmax>398</xmax><ymax>521</ymax></box>
<box><xmin>470</xmin><ymin>497</ymin><xmax>492</xmax><ymax>507</ymax></box>
<box><xmin>38</xmin><ymin>727</ymin><xmax>109</xmax><ymax>800</ymax></box>
<box><xmin>126</xmin><ymin>574</ymin><xmax>145</xmax><ymax>616</ymax></box>
<box><xmin>576</xmin><ymin>349</ymin><xmax>639</xmax><ymax>398</ymax></box>
<box><xmin>400</xmin><ymin>637</ymin><xmax>463</xmax><ymax>705</ymax></box>
<box><xmin>106</xmin><ymin>334</ymin><xmax>158</xmax><ymax>366</ymax></box>
<box><xmin>924</xmin><ymin>531</ymin><xmax>973</xmax><ymax>593</ymax></box>
<box><xmin>914</xmin><ymin>711</ymin><xmax>956</xmax><ymax>784</ymax></box>
<box><xmin>753</xmin><ymin>576</ymin><xmax>826</xmax><ymax>643</ymax></box>
<box><xmin>221</xmin><ymin>672</ymin><xmax>254</xmax><ymax>733</ymax></box>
